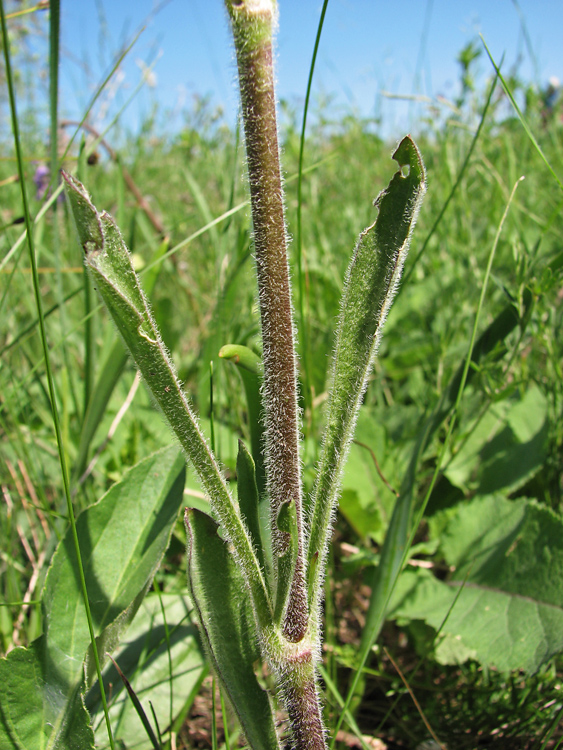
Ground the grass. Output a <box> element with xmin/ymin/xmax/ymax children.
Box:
<box><xmin>1</xmin><ymin>3</ymin><xmax>563</xmax><ymax>749</ymax></box>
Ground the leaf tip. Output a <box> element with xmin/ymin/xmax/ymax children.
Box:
<box><xmin>62</xmin><ymin>170</ymin><xmax>104</xmax><ymax>255</ymax></box>
<box><xmin>392</xmin><ymin>134</ymin><xmax>426</xmax><ymax>184</ymax></box>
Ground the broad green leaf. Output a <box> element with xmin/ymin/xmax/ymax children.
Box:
<box><xmin>338</xmin><ymin>487</ymin><xmax>382</xmax><ymax>542</ymax></box>
<box><xmin>90</xmin><ymin>593</ymin><xmax>206</xmax><ymax>750</ymax></box>
<box><xmin>389</xmin><ymin>495</ymin><xmax>563</xmax><ymax>673</ymax></box>
<box><xmin>43</xmin><ymin>445</ymin><xmax>186</xmax><ymax>692</ymax></box>
<box><xmin>185</xmin><ymin>508</ymin><xmax>280</xmax><ymax>750</ymax></box>
<box><xmin>0</xmin><ymin>446</ymin><xmax>186</xmax><ymax>750</ymax></box>
<box><xmin>0</xmin><ymin>641</ymin><xmax>94</xmax><ymax>750</ymax></box>
<box><xmin>444</xmin><ymin>385</ymin><xmax>548</xmax><ymax>494</ymax></box>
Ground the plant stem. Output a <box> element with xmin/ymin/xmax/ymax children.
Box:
<box><xmin>225</xmin><ymin>0</ymin><xmax>307</xmax><ymax>642</ymax></box>
<box><xmin>279</xmin><ymin>648</ymin><xmax>326</xmax><ymax>750</ymax></box>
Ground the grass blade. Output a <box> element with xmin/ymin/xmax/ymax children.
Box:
<box><xmin>296</xmin><ymin>0</ymin><xmax>330</xmax><ymax>416</ymax></box>
<box><xmin>0</xmin><ymin>3</ymin><xmax>115</xmax><ymax>747</ymax></box>
<box><xmin>481</xmin><ymin>35</ymin><xmax>563</xmax><ymax>192</ymax></box>
<box><xmin>109</xmin><ymin>656</ymin><xmax>162</xmax><ymax>750</ymax></box>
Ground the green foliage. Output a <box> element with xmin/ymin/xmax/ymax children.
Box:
<box><xmin>444</xmin><ymin>384</ymin><xmax>548</xmax><ymax>495</ymax></box>
<box><xmin>390</xmin><ymin>494</ymin><xmax>563</xmax><ymax>673</ymax></box>
<box><xmin>0</xmin><ymin>0</ymin><xmax>562</xmax><ymax>747</ymax></box>
<box><xmin>60</xmin><ymin>121</ymin><xmax>426</xmax><ymax>748</ymax></box>
<box><xmin>307</xmin><ymin>136</ymin><xmax>427</xmax><ymax>619</ymax></box>
<box><xmin>185</xmin><ymin>508</ymin><xmax>279</xmax><ymax>750</ymax></box>
<box><xmin>0</xmin><ymin>446</ymin><xmax>187</xmax><ymax>749</ymax></box>
<box><xmin>90</xmin><ymin>593</ymin><xmax>205</xmax><ymax>750</ymax></box>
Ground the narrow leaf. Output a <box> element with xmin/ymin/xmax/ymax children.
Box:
<box><xmin>220</xmin><ymin>344</ymin><xmax>266</xmax><ymax>498</ymax></box>
<box><xmin>307</xmin><ymin>135</ymin><xmax>426</xmax><ymax>614</ymax></box>
<box><xmin>185</xmin><ymin>508</ymin><xmax>280</xmax><ymax>750</ymax></box>
<box><xmin>108</xmin><ymin>656</ymin><xmax>161</xmax><ymax>750</ymax></box>
<box><xmin>63</xmin><ymin>171</ymin><xmax>271</xmax><ymax>629</ymax></box>
<box><xmin>74</xmin><ymin>339</ymin><xmax>128</xmax><ymax>478</ymax></box>
<box><xmin>274</xmin><ymin>499</ymin><xmax>299</xmax><ymax>625</ymax></box>
<box><xmin>237</xmin><ymin>439</ymin><xmax>272</xmax><ymax>582</ymax></box>
<box><xmin>75</xmin><ymin>237</ymin><xmax>168</xmax><ymax>479</ymax></box>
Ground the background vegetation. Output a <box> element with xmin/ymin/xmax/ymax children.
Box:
<box><xmin>1</xmin><ymin>2</ymin><xmax>562</xmax><ymax>748</ymax></box>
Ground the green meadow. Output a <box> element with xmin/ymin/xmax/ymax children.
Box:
<box><xmin>1</xmin><ymin>2</ymin><xmax>562</xmax><ymax>749</ymax></box>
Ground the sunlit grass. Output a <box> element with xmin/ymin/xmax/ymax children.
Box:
<box><xmin>1</xmin><ymin>3</ymin><xmax>562</xmax><ymax>747</ymax></box>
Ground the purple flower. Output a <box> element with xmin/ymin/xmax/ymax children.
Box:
<box><xmin>32</xmin><ymin>164</ymin><xmax>64</xmax><ymax>203</ymax></box>
<box><xmin>33</xmin><ymin>164</ymin><xmax>50</xmax><ymax>200</ymax></box>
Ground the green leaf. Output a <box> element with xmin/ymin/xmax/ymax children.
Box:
<box><xmin>360</xmin><ymin>287</ymin><xmax>534</xmax><ymax>655</ymax></box>
<box><xmin>90</xmin><ymin>593</ymin><xmax>206</xmax><ymax>750</ymax></box>
<box><xmin>75</xmin><ymin>235</ymin><xmax>170</xmax><ymax>479</ymax></box>
<box><xmin>307</xmin><ymin>135</ymin><xmax>426</xmax><ymax>612</ymax></box>
<box><xmin>43</xmin><ymin>445</ymin><xmax>186</xmax><ymax>692</ymax></box>
<box><xmin>444</xmin><ymin>385</ymin><xmax>548</xmax><ymax>494</ymax></box>
<box><xmin>220</xmin><ymin>344</ymin><xmax>266</xmax><ymax>499</ymax></box>
<box><xmin>219</xmin><ymin>343</ymin><xmax>263</xmax><ymax>376</ymax></box>
<box><xmin>338</xmin><ymin>407</ymin><xmax>403</xmax><ymax>543</ymax></box>
<box><xmin>389</xmin><ymin>495</ymin><xmax>563</xmax><ymax>673</ymax></box>
<box><xmin>0</xmin><ymin>446</ymin><xmax>186</xmax><ymax>750</ymax></box>
<box><xmin>274</xmin><ymin>499</ymin><xmax>299</xmax><ymax>624</ymax></box>
<box><xmin>0</xmin><ymin>641</ymin><xmax>94</xmax><ymax>750</ymax></box>
<box><xmin>236</xmin><ymin>439</ymin><xmax>272</xmax><ymax>583</ymax></box>
<box><xmin>63</xmin><ymin>171</ymin><xmax>271</xmax><ymax>630</ymax></box>
<box><xmin>338</xmin><ymin>487</ymin><xmax>383</xmax><ymax>542</ymax></box>
<box><xmin>74</xmin><ymin>339</ymin><xmax>128</xmax><ymax>478</ymax></box>
<box><xmin>185</xmin><ymin>508</ymin><xmax>280</xmax><ymax>750</ymax></box>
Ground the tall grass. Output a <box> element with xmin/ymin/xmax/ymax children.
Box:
<box><xmin>1</xmin><ymin>2</ymin><xmax>563</xmax><ymax>748</ymax></box>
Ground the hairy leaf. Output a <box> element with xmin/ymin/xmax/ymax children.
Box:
<box><xmin>185</xmin><ymin>507</ymin><xmax>280</xmax><ymax>750</ymax></box>
<box><xmin>63</xmin><ymin>171</ymin><xmax>271</xmax><ymax>630</ymax></box>
<box><xmin>307</xmin><ymin>135</ymin><xmax>426</xmax><ymax>616</ymax></box>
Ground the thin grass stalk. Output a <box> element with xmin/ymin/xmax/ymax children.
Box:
<box><xmin>481</xmin><ymin>37</ymin><xmax>563</xmax><ymax>192</ymax></box>
<box><xmin>50</xmin><ymin>0</ymin><xmax>81</xmax><ymax>422</ymax></box>
<box><xmin>403</xmin><ymin>69</ymin><xmax>499</xmax><ymax>286</ymax></box>
<box><xmin>0</xmin><ymin>3</ymin><xmax>116</xmax><ymax>748</ymax></box>
<box><xmin>296</xmin><ymin>0</ymin><xmax>329</xmax><ymax>422</ymax></box>
<box><xmin>60</xmin><ymin>29</ymin><xmax>143</xmax><ymax>163</ymax></box>
<box><xmin>48</xmin><ymin>0</ymin><xmax>59</xmax><ymax>190</ymax></box>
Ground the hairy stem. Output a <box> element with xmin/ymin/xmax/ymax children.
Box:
<box><xmin>282</xmin><ymin>658</ymin><xmax>326</xmax><ymax>750</ymax></box>
<box><xmin>225</xmin><ymin>0</ymin><xmax>307</xmax><ymax>642</ymax></box>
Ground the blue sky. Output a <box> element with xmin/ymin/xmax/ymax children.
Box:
<box><xmin>59</xmin><ymin>0</ymin><xmax>563</xmax><ymax>138</ymax></box>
